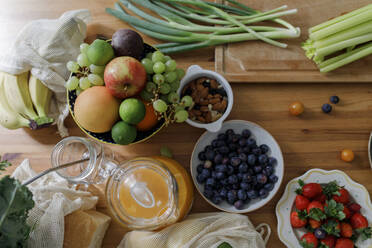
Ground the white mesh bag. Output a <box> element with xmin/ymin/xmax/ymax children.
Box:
<box><xmin>119</xmin><ymin>212</ymin><xmax>271</xmax><ymax>248</ymax></box>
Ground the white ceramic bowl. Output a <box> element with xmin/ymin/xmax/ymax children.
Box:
<box><xmin>177</xmin><ymin>65</ymin><xmax>233</xmax><ymax>133</ymax></box>
<box><xmin>276</xmin><ymin>169</ymin><xmax>372</xmax><ymax>248</ymax></box>
<box><xmin>190</xmin><ymin>120</ymin><xmax>284</xmax><ymax>213</ymax></box>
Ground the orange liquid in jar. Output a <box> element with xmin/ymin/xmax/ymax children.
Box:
<box><xmin>119</xmin><ymin>167</ymin><xmax>170</xmax><ymax>219</ymax></box>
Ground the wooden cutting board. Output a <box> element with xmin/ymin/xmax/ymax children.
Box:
<box><xmin>215</xmin><ymin>0</ymin><xmax>372</xmax><ymax>83</ymax></box>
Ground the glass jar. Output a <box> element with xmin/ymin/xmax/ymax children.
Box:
<box><xmin>51</xmin><ymin>137</ymin><xmax>194</xmax><ymax>230</ymax></box>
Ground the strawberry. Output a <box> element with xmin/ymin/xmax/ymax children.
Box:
<box><xmin>351</xmin><ymin>213</ymin><xmax>372</xmax><ymax>240</ymax></box>
<box><xmin>301</xmin><ymin>232</ymin><xmax>319</xmax><ymax>248</ymax></box>
<box><xmin>322</xmin><ymin>219</ymin><xmax>341</xmax><ymax>237</ymax></box>
<box><xmin>314</xmin><ymin>194</ymin><xmax>327</xmax><ymax>204</ymax></box>
<box><xmin>335</xmin><ymin>238</ymin><xmax>353</xmax><ymax>248</ymax></box>
<box><xmin>307</xmin><ymin>201</ymin><xmax>326</xmax><ymax>221</ymax></box>
<box><xmin>309</xmin><ymin>219</ymin><xmax>322</xmax><ymax>229</ymax></box>
<box><xmin>348</xmin><ymin>203</ymin><xmax>361</xmax><ymax>213</ymax></box>
<box><xmin>340</xmin><ymin>223</ymin><xmax>352</xmax><ymax>238</ymax></box>
<box><xmin>296</xmin><ymin>180</ymin><xmax>323</xmax><ymax>199</ymax></box>
<box><xmin>332</xmin><ymin>188</ymin><xmax>349</xmax><ymax>204</ymax></box>
<box><xmin>342</xmin><ymin>206</ymin><xmax>351</xmax><ymax>219</ymax></box>
<box><xmin>296</xmin><ymin>195</ymin><xmax>310</xmax><ymax>210</ymax></box>
<box><xmin>320</xmin><ymin>235</ymin><xmax>336</xmax><ymax>248</ymax></box>
<box><xmin>291</xmin><ymin>211</ymin><xmax>307</xmax><ymax>228</ymax></box>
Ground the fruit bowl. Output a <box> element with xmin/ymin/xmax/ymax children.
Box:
<box><xmin>67</xmin><ymin>43</ymin><xmax>165</xmax><ymax>145</ymax></box>
<box><xmin>276</xmin><ymin>169</ymin><xmax>372</xmax><ymax>248</ymax></box>
<box><xmin>190</xmin><ymin>120</ymin><xmax>284</xmax><ymax>213</ymax></box>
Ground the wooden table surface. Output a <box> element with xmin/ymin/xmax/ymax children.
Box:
<box><xmin>1</xmin><ymin>1</ymin><xmax>372</xmax><ymax>247</ymax></box>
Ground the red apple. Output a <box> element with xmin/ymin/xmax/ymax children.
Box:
<box><xmin>104</xmin><ymin>56</ymin><xmax>146</xmax><ymax>99</ymax></box>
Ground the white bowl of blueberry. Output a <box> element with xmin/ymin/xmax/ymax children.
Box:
<box><xmin>190</xmin><ymin>120</ymin><xmax>284</xmax><ymax>213</ymax></box>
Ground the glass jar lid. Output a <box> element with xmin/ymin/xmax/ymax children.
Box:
<box><xmin>106</xmin><ymin>158</ymin><xmax>179</xmax><ymax>230</ymax></box>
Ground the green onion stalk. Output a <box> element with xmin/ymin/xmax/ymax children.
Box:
<box><xmin>303</xmin><ymin>4</ymin><xmax>372</xmax><ymax>72</ymax></box>
<box><xmin>106</xmin><ymin>0</ymin><xmax>300</xmax><ymax>53</ymax></box>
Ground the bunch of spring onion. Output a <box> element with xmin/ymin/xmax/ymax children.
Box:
<box><xmin>303</xmin><ymin>4</ymin><xmax>372</xmax><ymax>73</ymax></box>
<box><xmin>106</xmin><ymin>0</ymin><xmax>300</xmax><ymax>53</ymax></box>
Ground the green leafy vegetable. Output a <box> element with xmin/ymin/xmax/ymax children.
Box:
<box><xmin>322</xmin><ymin>181</ymin><xmax>340</xmax><ymax>199</ymax></box>
<box><xmin>356</xmin><ymin>227</ymin><xmax>372</xmax><ymax>241</ymax></box>
<box><xmin>324</xmin><ymin>199</ymin><xmax>345</xmax><ymax>221</ymax></box>
<box><xmin>308</xmin><ymin>208</ymin><xmax>327</xmax><ymax>221</ymax></box>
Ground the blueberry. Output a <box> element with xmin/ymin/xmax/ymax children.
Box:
<box><xmin>212</xmin><ymin>195</ymin><xmax>223</xmax><ymax>204</ymax></box>
<box><xmin>228</xmin><ymin>175</ymin><xmax>238</xmax><ymax>184</ymax></box>
<box><xmin>237</xmin><ymin>189</ymin><xmax>247</xmax><ymax>201</ymax></box>
<box><xmin>242</xmin><ymin>174</ymin><xmax>252</xmax><ymax>183</ymax></box>
<box><xmin>247</xmin><ymin>168</ymin><xmax>254</xmax><ymax>175</ymax></box>
<box><xmin>204</xmin><ymin>188</ymin><xmax>214</xmax><ymax>199</ymax></box>
<box><xmin>218</xmin><ymin>133</ymin><xmax>227</xmax><ymax>140</ymax></box>
<box><xmin>216</xmin><ymin>140</ymin><xmax>226</xmax><ymax>147</ymax></box>
<box><xmin>238</xmin><ymin>153</ymin><xmax>247</xmax><ymax>162</ymax></box>
<box><xmin>238</xmin><ymin>163</ymin><xmax>248</xmax><ymax>173</ymax></box>
<box><xmin>206</xmin><ymin>178</ymin><xmax>216</xmax><ymax>188</ymax></box>
<box><xmin>257</xmin><ymin>173</ymin><xmax>268</xmax><ymax>184</ymax></box>
<box><xmin>237</xmin><ymin>172</ymin><xmax>244</xmax><ymax>181</ymax></box>
<box><xmin>314</xmin><ymin>228</ymin><xmax>327</xmax><ymax>239</ymax></box>
<box><xmin>221</xmin><ymin>178</ymin><xmax>229</xmax><ymax>186</ymax></box>
<box><xmin>264</xmin><ymin>183</ymin><xmax>274</xmax><ymax>191</ymax></box>
<box><xmin>234</xmin><ymin>200</ymin><xmax>245</xmax><ymax>210</ymax></box>
<box><xmin>254</xmin><ymin>183</ymin><xmax>263</xmax><ymax>190</ymax></box>
<box><xmin>322</xmin><ymin>103</ymin><xmax>332</xmax><ymax>113</ymax></box>
<box><xmin>247</xmin><ymin>154</ymin><xmax>256</xmax><ymax>166</ymax></box>
<box><xmin>204</xmin><ymin>160</ymin><xmax>212</xmax><ymax>169</ymax></box>
<box><xmin>258</xmin><ymin>154</ymin><xmax>268</xmax><ymax>165</ymax></box>
<box><xmin>205</xmin><ymin>184</ymin><xmax>214</xmax><ymax>191</ymax></box>
<box><xmin>211</xmin><ymin>171</ymin><xmax>217</xmax><ymax>179</ymax></box>
<box><xmin>330</xmin><ymin>95</ymin><xmax>339</xmax><ymax>104</ymax></box>
<box><xmin>269</xmin><ymin>174</ymin><xmax>278</xmax><ymax>183</ymax></box>
<box><xmin>201</xmin><ymin>168</ymin><xmax>211</xmax><ymax>178</ymax></box>
<box><xmin>205</xmin><ymin>150</ymin><xmax>215</xmax><ymax>161</ymax></box>
<box><xmin>197</xmin><ymin>174</ymin><xmax>206</xmax><ymax>183</ymax></box>
<box><xmin>242</xmin><ymin>129</ymin><xmax>251</xmax><ymax>138</ymax></box>
<box><xmin>251</xmin><ymin>176</ymin><xmax>258</xmax><ymax>185</ymax></box>
<box><xmin>227</xmin><ymin>165</ymin><xmax>234</xmax><ymax>175</ymax></box>
<box><xmin>222</xmin><ymin>157</ymin><xmax>229</xmax><ymax>165</ymax></box>
<box><xmin>198</xmin><ymin>152</ymin><xmax>206</xmax><ymax>161</ymax></box>
<box><xmin>232</xmin><ymin>183</ymin><xmax>240</xmax><ymax>190</ymax></box>
<box><xmin>228</xmin><ymin>143</ymin><xmax>238</xmax><ymax>151</ymax></box>
<box><xmin>268</xmin><ymin>157</ymin><xmax>277</xmax><ymax>166</ymax></box>
<box><xmin>197</xmin><ymin>164</ymin><xmax>204</xmax><ymax>173</ymax></box>
<box><xmin>247</xmin><ymin>189</ymin><xmax>258</xmax><ymax>199</ymax></box>
<box><xmin>219</xmin><ymin>146</ymin><xmax>229</xmax><ymax>154</ymax></box>
<box><xmin>215</xmin><ymin>164</ymin><xmax>227</xmax><ymax>173</ymax></box>
<box><xmin>212</xmin><ymin>139</ymin><xmax>219</xmax><ymax>148</ymax></box>
<box><xmin>219</xmin><ymin>188</ymin><xmax>228</xmax><ymax>199</ymax></box>
<box><xmin>227</xmin><ymin>190</ymin><xmax>237</xmax><ymax>201</ymax></box>
<box><xmin>246</xmin><ymin>138</ymin><xmax>256</xmax><ymax>148</ymax></box>
<box><xmin>259</xmin><ymin>188</ymin><xmax>269</xmax><ymax>199</ymax></box>
<box><xmin>216</xmin><ymin>172</ymin><xmax>226</xmax><ymax>180</ymax></box>
<box><xmin>236</xmin><ymin>147</ymin><xmax>244</xmax><ymax>154</ymax></box>
<box><xmin>253</xmin><ymin>166</ymin><xmax>263</xmax><ymax>173</ymax></box>
<box><xmin>228</xmin><ymin>152</ymin><xmax>238</xmax><ymax>158</ymax></box>
<box><xmin>260</xmin><ymin>144</ymin><xmax>269</xmax><ymax>154</ymax></box>
<box><xmin>204</xmin><ymin>145</ymin><xmax>213</xmax><ymax>152</ymax></box>
<box><xmin>264</xmin><ymin>165</ymin><xmax>274</xmax><ymax>176</ymax></box>
<box><xmin>230</xmin><ymin>157</ymin><xmax>241</xmax><ymax>166</ymax></box>
<box><xmin>232</xmin><ymin>134</ymin><xmax>240</xmax><ymax>143</ymax></box>
<box><xmin>243</xmin><ymin>147</ymin><xmax>251</xmax><ymax>153</ymax></box>
<box><xmin>240</xmin><ymin>182</ymin><xmax>251</xmax><ymax>191</ymax></box>
<box><xmin>252</xmin><ymin>148</ymin><xmax>262</xmax><ymax>155</ymax></box>
<box><xmin>238</xmin><ymin>138</ymin><xmax>247</xmax><ymax>147</ymax></box>
<box><xmin>226</xmin><ymin>134</ymin><xmax>234</xmax><ymax>143</ymax></box>
<box><xmin>214</xmin><ymin>154</ymin><xmax>223</xmax><ymax>164</ymax></box>
<box><xmin>226</xmin><ymin>129</ymin><xmax>235</xmax><ymax>135</ymax></box>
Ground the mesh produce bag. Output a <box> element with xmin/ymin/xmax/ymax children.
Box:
<box><xmin>12</xmin><ymin>159</ymin><xmax>98</xmax><ymax>248</ymax></box>
<box><xmin>119</xmin><ymin>212</ymin><xmax>271</xmax><ymax>248</ymax></box>
<box><xmin>0</xmin><ymin>10</ymin><xmax>91</xmax><ymax>137</ymax></box>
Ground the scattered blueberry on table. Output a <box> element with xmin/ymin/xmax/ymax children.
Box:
<box><xmin>321</xmin><ymin>103</ymin><xmax>332</xmax><ymax>113</ymax></box>
<box><xmin>196</xmin><ymin>128</ymin><xmax>278</xmax><ymax>210</ymax></box>
<box><xmin>330</xmin><ymin>95</ymin><xmax>339</xmax><ymax>104</ymax></box>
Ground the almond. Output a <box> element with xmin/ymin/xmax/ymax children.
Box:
<box><xmin>200</xmin><ymin>106</ymin><xmax>209</xmax><ymax>112</ymax></box>
<box><xmin>209</xmin><ymin>98</ymin><xmax>220</xmax><ymax>104</ymax></box>
<box><xmin>210</xmin><ymin>79</ymin><xmax>218</xmax><ymax>89</ymax></box>
<box><xmin>200</xmin><ymin>87</ymin><xmax>209</xmax><ymax>98</ymax></box>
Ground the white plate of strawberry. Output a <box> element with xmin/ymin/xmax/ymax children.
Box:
<box><xmin>276</xmin><ymin>169</ymin><xmax>372</xmax><ymax>248</ymax></box>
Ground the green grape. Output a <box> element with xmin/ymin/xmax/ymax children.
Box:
<box><xmin>145</xmin><ymin>82</ymin><xmax>157</xmax><ymax>92</ymax></box>
<box><xmin>159</xmin><ymin>83</ymin><xmax>171</xmax><ymax>95</ymax></box>
<box><xmin>89</xmin><ymin>64</ymin><xmax>105</xmax><ymax>74</ymax></box>
<box><xmin>153</xmin><ymin>61</ymin><xmax>165</xmax><ymax>74</ymax></box>
<box><xmin>66</xmin><ymin>61</ymin><xmax>80</xmax><ymax>73</ymax></box>
<box><xmin>175</xmin><ymin>68</ymin><xmax>185</xmax><ymax>80</ymax></box>
<box><xmin>181</xmin><ymin>95</ymin><xmax>193</xmax><ymax>107</ymax></box>
<box><xmin>174</xmin><ymin>105</ymin><xmax>185</xmax><ymax>112</ymax></box>
<box><xmin>77</xmin><ymin>53</ymin><xmax>91</xmax><ymax>67</ymax></box>
<box><xmin>160</xmin><ymin>94</ymin><xmax>169</xmax><ymax>104</ymax></box>
<box><xmin>146</xmin><ymin>52</ymin><xmax>153</xmax><ymax>59</ymax></box>
<box><xmin>153</xmin><ymin>99</ymin><xmax>168</xmax><ymax>113</ymax></box>
<box><xmin>153</xmin><ymin>74</ymin><xmax>165</xmax><ymax>85</ymax></box>
<box><xmin>79</xmin><ymin>77</ymin><xmax>91</xmax><ymax>90</ymax></box>
<box><xmin>164</xmin><ymin>55</ymin><xmax>171</xmax><ymax>62</ymax></box>
<box><xmin>65</xmin><ymin>76</ymin><xmax>79</xmax><ymax>90</ymax></box>
<box><xmin>152</xmin><ymin>51</ymin><xmax>165</xmax><ymax>63</ymax></box>
<box><xmin>174</xmin><ymin>110</ymin><xmax>189</xmax><ymax>123</ymax></box>
<box><xmin>140</xmin><ymin>90</ymin><xmax>154</xmax><ymax>102</ymax></box>
<box><xmin>88</xmin><ymin>74</ymin><xmax>104</xmax><ymax>86</ymax></box>
<box><xmin>76</xmin><ymin>87</ymin><xmax>83</xmax><ymax>96</ymax></box>
<box><xmin>141</xmin><ymin>58</ymin><xmax>154</xmax><ymax>74</ymax></box>
<box><xmin>167</xmin><ymin>92</ymin><xmax>180</xmax><ymax>103</ymax></box>
<box><xmin>164</xmin><ymin>71</ymin><xmax>177</xmax><ymax>83</ymax></box>
<box><xmin>170</xmin><ymin>80</ymin><xmax>180</xmax><ymax>92</ymax></box>
<box><xmin>80</xmin><ymin>43</ymin><xmax>89</xmax><ymax>54</ymax></box>
<box><xmin>165</xmin><ymin>60</ymin><xmax>177</xmax><ymax>72</ymax></box>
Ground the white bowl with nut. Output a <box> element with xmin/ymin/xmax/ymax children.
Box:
<box><xmin>177</xmin><ymin>65</ymin><xmax>233</xmax><ymax>132</ymax></box>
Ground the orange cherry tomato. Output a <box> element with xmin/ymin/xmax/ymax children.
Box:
<box><xmin>341</xmin><ymin>149</ymin><xmax>354</xmax><ymax>162</ymax></box>
<box><xmin>289</xmin><ymin>101</ymin><xmax>304</xmax><ymax>116</ymax></box>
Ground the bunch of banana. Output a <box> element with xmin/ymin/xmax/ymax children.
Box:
<box><xmin>0</xmin><ymin>71</ymin><xmax>54</xmax><ymax>130</ymax></box>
